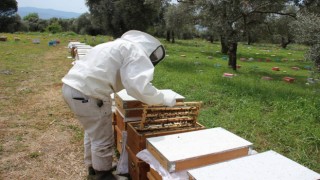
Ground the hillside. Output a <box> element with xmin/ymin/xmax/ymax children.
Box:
<box><xmin>17</xmin><ymin>7</ymin><xmax>82</xmax><ymax>19</ymax></box>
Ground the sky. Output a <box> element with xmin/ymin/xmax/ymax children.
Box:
<box><xmin>16</xmin><ymin>0</ymin><xmax>89</xmax><ymax>13</ymax></box>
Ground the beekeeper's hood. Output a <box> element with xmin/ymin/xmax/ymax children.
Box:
<box><xmin>121</xmin><ymin>30</ymin><xmax>166</xmax><ymax>66</ymax></box>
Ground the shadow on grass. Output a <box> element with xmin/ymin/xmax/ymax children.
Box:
<box><xmin>162</xmin><ymin>58</ymin><xmax>204</xmax><ymax>74</ymax></box>
<box><xmin>171</xmin><ymin>40</ymin><xmax>204</xmax><ymax>47</ymax></box>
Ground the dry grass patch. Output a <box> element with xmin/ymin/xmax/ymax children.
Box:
<box><xmin>0</xmin><ymin>36</ymin><xmax>87</xmax><ymax>179</ymax></box>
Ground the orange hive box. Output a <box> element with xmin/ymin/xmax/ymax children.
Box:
<box><xmin>266</xmin><ymin>58</ymin><xmax>272</xmax><ymax>62</ymax></box>
<box><xmin>283</xmin><ymin>77</ymin><xmax>295</xmax><ymax>83</ymax></box>
<box><xmin>223</xmin><ymin>73</ymin><xmax>235</xmax><ymax>78</ymax></box>
<box><xmin>272</xmin><ymin>67</ymin><xmax>280</xmax><ymax>71</ymax></box>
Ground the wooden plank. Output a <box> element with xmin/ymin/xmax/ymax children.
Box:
<box><xmin>146</xmin><ymin>127</ymin><xmax>252</xmax><ymax>172</ymax></box>
<box><xmin>115</xmin><ymin>109</ymin><xmax>126</xmax><ymax>131</ymax></box>
<box><xmin>115</xmin><ymin>125</ymin><xmax>123</xmax><ymax>154</ymax></box>
<box><xmin>174</xmin><ymin>147</ymin><xmax>249</xmax><ymax>172</ymax></box>
<box><xmin>115</xmin><ymin>106</ymin><xmax>143</xmax><ymax>118</ymax></box>
<box><xmin>188</xmin><ymin>150</ymin><xmax>320</xmax><ymax>180</ymax></box>
<box><xmin>115</xmin><ymin>90</ymin><xmax>143</xmax><ymax>109</ymax></box>
<box><xmin>136</xmin><ymin>123</ymin><xmax>197</xmax><ymax>132</ymax></box>
<box><xmin>115</xmin><ymin>107</ymin><xmax>141</xmax><ymax>123</ymax></box>
<box><xmin>147</xmin><ymin>171</ymin><xmax>157</xmax><ymax>180</ymax></box>
<box><xmin>150</xmin><ymin>168</ymin><xmax>162</xmax><ymax>180</ymax></box>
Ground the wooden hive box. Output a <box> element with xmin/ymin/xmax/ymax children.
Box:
<box><xmin>114</xmin><ymin>90</ymin><xmax>186</xmax><ymax>154</ymax></box>
<box><xmin>272</xmin><ymin>67</ymin><xmax>280</xmax><ymax>71</ymax></box>
<box><xmin>114</xmin><ymin>89</ymin><xmax>185</xmax><ymax>131</ymax></box>
<box><xmin>127</xmin><ymin>121</ymin><xmax>205</xmax><ymax>156</ymax></box>
<box><xmin>127</xmin><ymin>101</ymin><xmax>205</xmax><ymax>155</ymax></box>
<box><xmin>283</xmin><ymin>77</ymin><xmax>295</xmax><ymax>83</ymax></box>
<box><xmin>71</xmin><ymin>44</ymin><xmax>90</xmax><ymax>58</ymax></box>
<box><xmin>146</xmin><ymin>127</ymin><xmax>253</xmax><ymax>173</ymax></box>
<box><xmin>0</xmin><ymin>36</ymin><xmax>7</xmax><ymax>41</ymax></box>
<box><xmin>68</xmin><ymin>42</ymin><xmax>85</xmax><ymax>50</ymax></box>
<box><xmin>75</xmin><ymin>46</ymin><xmax>92</xmax><ymax>60</ymax></box>
<box><xmin>114</xmin><ymin>107</ymin><xmax>141</xmax><ymax>132</ymax></box>
<box><xmin>126</xmin><ymin>145</ymin><xmax>150</xmax><ymax>180</ymax></box>
<box><xmin>187</xmin><ymin>150</ymin><xmax>320</xmax><ymax>180</ymax></box>
<box><xmin>115</xmin><ymin>89</ymin><xmax>185</xmax><ymax>118</ymax></box>
<box><xmin>114</xmin><ymin>125</ymin><xmax>123</xmax><ymax>154</ymax></box>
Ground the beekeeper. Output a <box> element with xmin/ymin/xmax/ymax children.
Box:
<box><xmin>61</xmin><ymin>30</ymin><xmax>176</xmax><ymax>180</ymax></box>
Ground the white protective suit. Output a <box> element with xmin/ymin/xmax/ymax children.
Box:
<box><xmin>61</xmin><ymin>30</ymin><xmax>176</xmax><ymax>171</ymax></box>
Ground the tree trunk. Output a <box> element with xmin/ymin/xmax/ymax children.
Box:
<box><xmin>220</xmin><ymin>35</ymin><xmax>228</xmax><ymax>54</ymax></box>
<box><xmin>243</xmin><ymin>15</ymin><xmax>252</xmax><ymax>45</ymax></box>
<box><xmin>247</xmin><ymin>31</ymin><xmax>252</xmax><ymax>45</ymax></box>
<box><xmin>281</xmin><ymin>37</ymin><xmax>291</xmax><ymax>49</ymax></box>
<box><xmin>166</xmin><ymin>30</ymin><xmax>170</xmax><ymax>42</ymax></box>
<box><xmin>228</xmin><ymin>42</ymin><xmax>238</xmax><ymax>71</ymax></box>
<box><xmin>171</xmin><ymin>30</ymin><xmax>175</xmax><ymax>43</ymax></box>
<box><xmin>209</xmin><ymin>35</ymin><xmax>213</xmax><ymax>43</ymax></box>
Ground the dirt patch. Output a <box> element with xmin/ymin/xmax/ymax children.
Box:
<box><xmin>0</xmin><ymin>46</ymin><xmax>86</xmax><ymax>179</ymax></box>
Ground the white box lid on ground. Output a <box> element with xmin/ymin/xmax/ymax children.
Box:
<box><xmin>187</xmin><ymin>150</ymin><xmax>320</xmax><ymax>180</ymax></box>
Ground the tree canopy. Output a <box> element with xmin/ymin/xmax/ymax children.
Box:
<box><xmin>86</xmin><ymin>0</ymin><xmax>165</xmax><ymax>37</ymax></box>
<box><xmin>193</xmin><ymin>0</ymin><xmax>297</xmax><ymax>70</ymax></box>
<box><xmin>0</xmin><ymin>0</ymin><xmax>18</xmax><ymax>32</ymax></box>
<box><xmin>291</xmin><ymin>12</ymin><xmax>320</xmax><ymax>67</ymax></box>
<box><xmin>0</xmin><ymin>0</ymin><xmax>17</xmax><ymax>17</ymax></box>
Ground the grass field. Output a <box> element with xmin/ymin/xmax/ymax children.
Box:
<box><xmin>0</xmin><ymin>32</ymin><xmax>319</xmax><ymax>179</ymax></box>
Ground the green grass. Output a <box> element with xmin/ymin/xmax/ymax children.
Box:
<box><xmin>1</xmin><ymin>32</ymin><xmax>319</xmax><ymax>173</ymax></box>
<box><xmin>156</xmin><ymin>39</ymin><xmax>320</xmax><ymax>172</ymax></box>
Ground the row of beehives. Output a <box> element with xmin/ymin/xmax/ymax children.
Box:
<box><xmin>112</xmin><ymin>89</ymin><xmax>320</xmax><ymax>180</ymax></box>
<box><xmin>0</xmin><ymin>36</ymin><xmax>41</xmax><ymax>44</ymax></box>
<box><xmin>67</xmin><ymin>41</ymin><xmax>92</xmax><ymax>62</ymax></box>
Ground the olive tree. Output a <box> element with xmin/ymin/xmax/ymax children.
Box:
<box><xmin>164</xmin><ymin>3</ymin><xmax>195</xmax><ymax>43</ymax></box>
<box><xmin>86</xmin><ymin>0</ymin><xmax>167</xmax><ymax>37</ymax></box>
<box><xmin>0</xmin><ymin>0</ymin><xmax>17</xmax><ymax>32</ymax></box>
<box><xmin>23</xmin><ymin>13</ymin><xmax>40</xmax><ymax>31</ymax></box>
<box><xmin>192</xmin><ymin>0</ymin><xmax>294</xmax><ymax>70</ymax></box>
<box><xmin>290</xmin><ymin>12</ymin><xmax>320</xmax><ymax>68</ymax></box>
